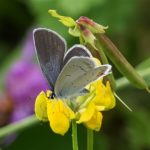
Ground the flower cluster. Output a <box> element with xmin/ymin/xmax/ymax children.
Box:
<box><xmin>35</xmin><ymin>78</ymin><xmax>115</xmax><ymax>135</ymax></box>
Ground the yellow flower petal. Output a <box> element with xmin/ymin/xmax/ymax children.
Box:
<box><xmin>104</xmin><ymin>82</ymin><xmax>116</xmax><ymax>109</ymax></box>
<box><xmin>84</xmin><ymin>110</ymin><xmax>103</xmax><ymax>131</ymax></box>
<box><xmin>76</xmin><ymin>98</ymin><xmax>103</xmax><ymax>131</ymax></box>
<box><xmin>48</xmin><ymin>10</ymin><xmax>76</xmax><ymax>27</ymax></box>
<box><xmin>89</xmin><ymin>80</ymin><xmax>116</xmax><ymax>111</ymax></box>
<box><xmin>34</xmin><ymin>91</ymin><xmax>48</xmax><ymax>122</ymax></box>
<box><xmin>77</xmin><ymin>102</ymin><xmax>95</xmax><ymax>124</ymax></box>
<box><xmin>47</xmin><ymin>100</ymin><xmax>74</xmax><ymax>135</ymax></box>
<box><xmin>49</xmin><ymin>112</ymin><xmax>70</xmax><ymax>136</ymax></box>
<box><xmin>66</xmin><ymin>105</ymin><xmax>75</xmax><ymax>119</ymax></box>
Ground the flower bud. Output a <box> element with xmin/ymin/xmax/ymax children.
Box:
<box><xmin>77</xmin><ymin>24</ymin><xmax>97</xmax><ymax>49</ymax></box>
<box><xmin>77</xmin><ymin>16</ymin><xmax>108</xmax><ymax>34</ymax></box>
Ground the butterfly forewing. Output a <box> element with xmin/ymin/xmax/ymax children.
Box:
<box><xmin>33</xmin><ymin>28</ymin><xmax>67</xmax><ymax>89</ymax></box>
<box><xmin>55</xmin><ymin>62</ymin><xmax>111</xmax><ymax>98</ymax></box>
<box><xmin>63</xmin><ymin>45</ymin><xmax>92</xmax><ymax>65</ymax></box>
<box><xmin>54</xmin><ymin>57</ymin><xmax>111</xmax><ymax>98</ymax></box>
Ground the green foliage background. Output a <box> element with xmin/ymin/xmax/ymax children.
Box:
<box><xmin>0</xmin><ymin>0</ymin><xmax>150</xmax><ymax>150</ymax></box>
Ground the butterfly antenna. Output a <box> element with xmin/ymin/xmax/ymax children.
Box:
<box><xmin>114</xmin><ymin>92</ymin><xmax>132</xmax><ymax>112</ymax></box>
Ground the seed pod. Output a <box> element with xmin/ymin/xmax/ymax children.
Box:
<box><xmin>96</xmin><ymin>34</ymin><xmax>148</xmax><ymax>89</ymax></box>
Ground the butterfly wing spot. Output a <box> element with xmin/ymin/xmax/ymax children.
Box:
<box><xmin>96</xmin><ymin>72</ymin><xmax>104</xmax><ymax>77</ymax></box>
<box><xmin>70</xmin><ymin>64</ymin><xmax>88</xmax><ymax>73</ymax></box>
<box><xmin>78</xmin><ymin>65</ymin><xmax>87</xmax><ymax>73</ymax></box>
<box><xmin>65</xmin><ymin>74</ymin><xmax>71</xmax><ymax>77</ymax></box>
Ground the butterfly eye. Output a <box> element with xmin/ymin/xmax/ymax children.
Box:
<box><xmin>50</xmin><ymin>93</ymin><xmax>55</xmax><ymax>99</ymax></box>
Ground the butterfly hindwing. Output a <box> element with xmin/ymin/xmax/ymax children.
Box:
<box><xmin>63</xmin><ymin>44</ymin><xmax>92</xmax><ymax>65</ymax></box>
<box><xmin>33</xmin><ymin>28</ymin><xmax>67</xmax><ymax>89</ymax></box>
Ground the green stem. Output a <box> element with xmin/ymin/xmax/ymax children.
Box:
<box><xmin>87</xmin><ymin>129</ymin><xmax>93</xmax><ymax>150</ymax></box>
<box><xmin>72</xmin><ymin>120</ymin><xmax>78</xmax><ymax>150</ymax></box>
<box><xmin>0</xmin><ymin>115</ymin><xmax>38</xmax><ymax>138</ymax></box>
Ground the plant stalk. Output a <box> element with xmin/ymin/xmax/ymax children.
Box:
<box><xmin>87</xmin><ymin>129</ymin><xmax>94</xmax><ymax>150</ymax></box>
<box><xmin>72</xmin><ymin>120</ymin><xmax>79</xmax><ymax>150</ymax></box>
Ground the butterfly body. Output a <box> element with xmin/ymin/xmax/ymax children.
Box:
<box><xmin>33</xmin><ymin>28</ymin><xmax>111</xmax><ymax>99</ymax></box>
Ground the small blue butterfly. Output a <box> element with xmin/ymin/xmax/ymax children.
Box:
<box><xmin>33</xmin><ymin>28</ymin><xmax>111</xmax><ymax>99</ymax></box>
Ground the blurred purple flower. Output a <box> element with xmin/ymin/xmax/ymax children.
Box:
<box><xmin>5</xmin><ymin>60</ymin><xmax>49</xmax><ymax>122</ymax></box>
<box><xmin>5</xmin><ymin>29</ymin><xmax>49</xmax><ymax>123</ymax></box>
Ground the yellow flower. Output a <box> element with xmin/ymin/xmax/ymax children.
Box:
<box><xmin>76</xmin><ymin>79</ymin><xmax>115</xmax><ymax>131</ymax></box>
<box><xmin>35</xmin><ymin>56</ymin><xmax>115</xmax><ymax>134</ymax></box>
<box><xmin>47</xmin><ymin>99</ymin><xmax>75</xmax><ymax>135</ymax></box>
<box><xmin>35</xmin><ymin>91</ymin><xmax>75</xmax><ymax>135</ymax></box>
<box><xmin>77</xmin><ymin>102</ymin><xmax>96</xmax><ymax>124</ymax></box>
<box><xmin>90</xmin><ymin>80</ymin><xmax>116</xmax><ymax>111</ymax></box>
<box><xmin>84</xmin><ymin>109</ymin><xmax>103</xmax><ymax>131</ymax></box>
<box><xmin>76</xmin><ymin>102</ymin><xmax>103</xmax><ymax>131</ymax></box>
<box><xmin>35</xmin><ymin>78</ymin><xmax>115</xmax><ymax>133</ymax></box>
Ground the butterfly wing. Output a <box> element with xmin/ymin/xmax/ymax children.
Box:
<box><xmin>33</xmin><ymin>28</ymin><xmax>67</xmax><ymax>89</ymax></box>
<box><xmin>63</xmin><ymin>44</ymin><xmax>92</xmax><ymax>65</ymax></box>
<box><xmin>55</xmin><ymin>57</ymin><xmax>111</xmax><ymax>98</ymax></box>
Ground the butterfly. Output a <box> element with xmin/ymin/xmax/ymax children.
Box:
<box><xmin>33</xmin><ymin>28</ymin><xmax>111</xmax><ymax>99</ymax></box>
